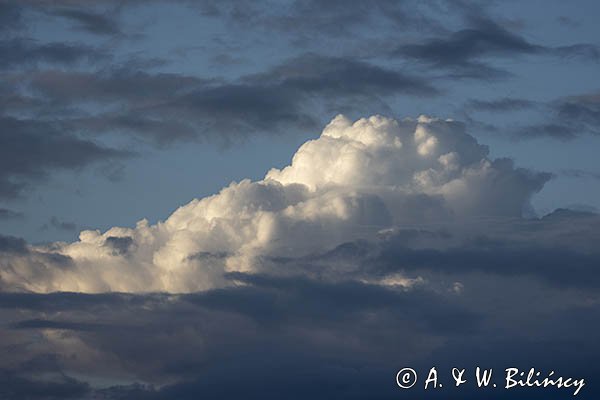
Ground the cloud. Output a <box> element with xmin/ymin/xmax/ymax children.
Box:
<box><xmin>44</xmin><ymin>217</ymin><xmax>78</xmax><ymax>232</ymax></box>
<box><xmin>25</xmin><ymin>68</ymin><xmax>202</xmax><ymax>104</ymax></box>
<box><xmin>246</xmin><ymin>53</ymin><xmax>437</xmax><ymax>97</ymax></box>
<box><xmin>0</xmin><ymin>3</ymin><xmax>598</xmax><ymax>397</ymax></box>
<box><xmin>0</xmin><ymin>209</ymin><xmax>23</xmax><ymax>220</ymax></box>
<box><xmin>395</xmin><ymin>17</ymin><xmax>539</xmax><ymax>78</ymax></box>
<box><xmin>556</xmin><ymin>15</ymin><xmax>580</xmax><ymax>28</ymax></box>
<box><xmin>0</xmin><ymin>2</ymin><xmax>22</xmax><ymax>33</ymax></box>
<box><xmin>0</xmin><ymin>116</ymin><xmax>131</xmax><ymax>199</ymax></box>
<box><xmin>395</xmin><ymin>17</ymin><xmax>599</xmax><ymax>79</ymax></box>
<box><xmin>373</xmin><ymin>237</ymin><xmax>600</xmax><ymax>290</ymax></box>
<box><xmin>0</xmin><ymin>371</ymin><xmax>89</xmax><ymax>400</ymax></box>
<box><xmin>189</xmin><ymin>0</ymin><xmax>449</xmax><ymax>42</ymax></box>
<box><xmin>0</xmin><ymin>115</ymin><xmax>551</xmax><ymax>293</ymax></box>
<box><xmin>104</xmin><ymin>235</ymin><xmax>134</xmax><ymax>255</ymax></box>
<box><xmin>465</xmin><ymin>97</ymin><xmax>536</xmax><ymax>112</ymax></box>
<box><xmin>0</xmin><ymin>278</ymin><xmax>477</xmax><ymax>398</ymax></box>
<box><xmin>0</xmin><ymin>235</ymin><xmax>28</xmax><ymax>254</ymax></box>
<box><xmin>513</xmin><ymin>90</ymin><xmax>600</xmax><ymax>140</ymax></box>
<box><xmin>253</xmin><ymin>206</ymin><xmax>600</xmax><ymax>291</ymax></box>
<box><xmin>0</xmin><ymin>36</ymin><xmax>123</xmax><ymax>200</ymax></box>
<box><xmin>0</xmin><ymin>19</ymin><xmax>439</xmax><ymax>203</ymax></box>
<box><xmin>52</xmin><ymin>8</ymin><xmax>120</xmax><ymax>36</ymax></box>
<box><xmin>555</xmin><ymin>91</ymin><xmax>600</xmax><ymax>134</ymax></box>
<box><xmin>0</xmin><ymin>264</ymin><xmax>599</xmax><ymax>399</ymax></box>
<box><xmin>402</xmin><ymin>17</ymin><xmax>538</xmax><ymax>59</ymax></box>
<box><xmin>561</xmin><ymin>169</ymin><xmax>600</xmax><ymax>180</ymax></box>
<box><xmin>0</xmin><ymin>38</ymin><xmax>105</xmax><ymax>69</ymax></box>
<box><xmin>514</xmin><ymin>123</ymin><xmax>580</xmax><ymax>141</ymax></box>
<box><xmin>554</xmin><ymin>43</ymin><xmax>600</xmax><ymax>60</ymax></box>
<box><xmin>11</xmin><ymin>55</ymin><xmax>434</xmax><ymax>147</ymax></box>
<box><xmin>0</xmin><ymin>117</ymin><xmax>597</xmax><ymax>399</ymax></box>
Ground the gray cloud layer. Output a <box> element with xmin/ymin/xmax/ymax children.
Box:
<box><xmin>1</xmin><ymin>211</ymin><xmax>599</xmax><ymax>399</ymax></box>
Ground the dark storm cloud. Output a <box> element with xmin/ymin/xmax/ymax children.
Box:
<box><xmin>0</xmin><ymin>274</ymin><xmax>481</xmax><ymax>399</ymax></box>
<box><xmin>0</xmin><ymin>291</ymin><xmax>164</xmax><ymax>312</ymax></box>
<box><xmin>0</xmin><ymin>262</ymin><xmax>599</xmax><ymax>399</ymax></box>
<box><xmin>0</xmin><ymin>116</ymin><xmax>131</xmax><ymax>199</ymax></box>
<box><xmin>395</xmin><ymin>17</ymin><xmax>599</xmax><ymax>79</ymax></box>
<box><xmin>373</xmin><ymin>241</ymin><xmax>600</xmax><ymax>289</ymax></box>
<box><xmin>186</xmin><ymin>272</ymin><xmax>478</xmax><ymax>332</ymax></box>
<box><xmin>13</xmin><ymin>318</ymin><xmax>106</xmax><ymax>332</ymax></box>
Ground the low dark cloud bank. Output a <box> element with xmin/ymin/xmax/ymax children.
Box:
<box><xmin>1</xmin><ymin>209</ymin><xmax>600</xmax><ymax>399</ymax></box>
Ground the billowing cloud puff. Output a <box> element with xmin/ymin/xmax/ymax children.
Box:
<box><xmin>0</xmin><ymin>115</ymin><xmax>551</xmax><ymax>293</ymax></box>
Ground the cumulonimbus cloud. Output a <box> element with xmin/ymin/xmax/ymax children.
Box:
<box><xmin>0</xmin><ymin>115</ymin><xmax>551</xmax><ymax>293</ymax></box>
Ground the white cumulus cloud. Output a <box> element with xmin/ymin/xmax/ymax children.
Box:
<box><xmin>0</xmin><ymin>115</ymin><xmax>550</xmax><ymax>293</ymax></box>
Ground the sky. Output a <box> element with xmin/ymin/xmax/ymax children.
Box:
<box><xmin>1</xmin><ymin>1</ymin><xmax>600</xmax><ymax>399</ymax></box>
